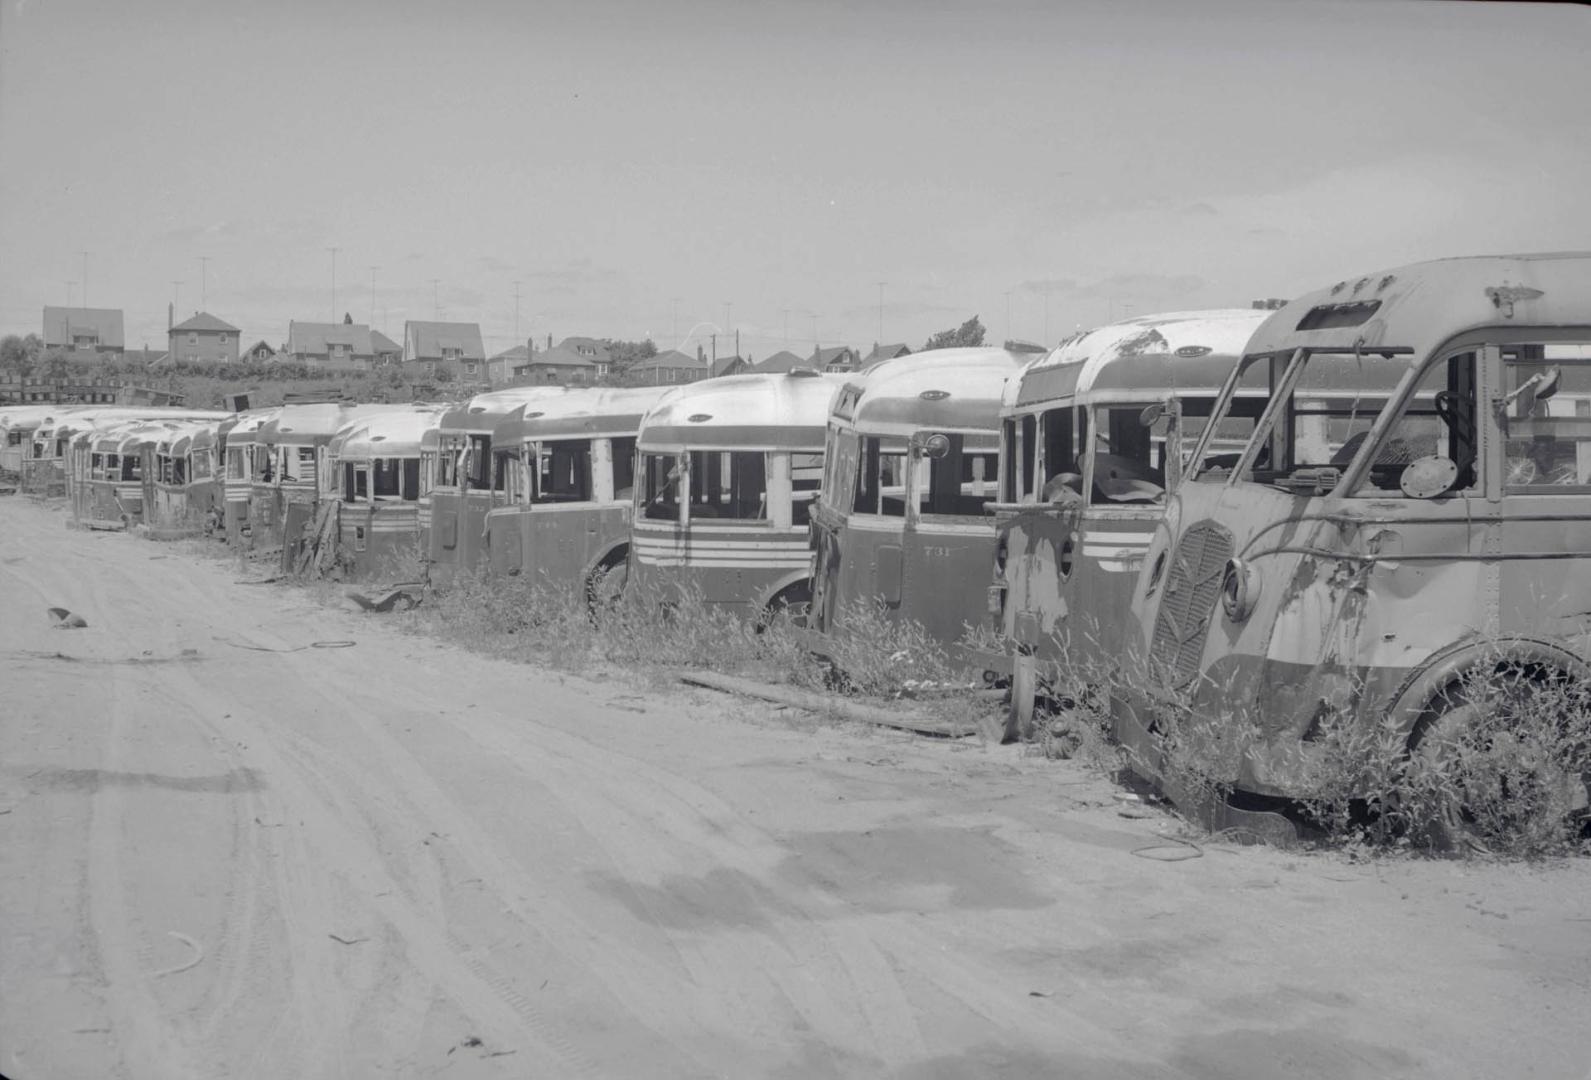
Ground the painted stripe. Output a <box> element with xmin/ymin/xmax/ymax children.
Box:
<box><xmin>633</xmin><ymin>539</ymin><xmax>810</xmax><ymax>551</ymax></box>
<box><xmin>638</xmin><ymin>556</ymin><xmax>813</xmax><ymax>569</ymax></box>
<box><xmin>1082</xmin><ymin>531</ymin><xmax>1153</xmax><ymax>545</ymax></box>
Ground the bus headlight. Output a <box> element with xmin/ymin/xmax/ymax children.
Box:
<box><xmin>1221</xmin><ymin>558</ymin><xmax>1260</xmax><ymax>622</ymax></box>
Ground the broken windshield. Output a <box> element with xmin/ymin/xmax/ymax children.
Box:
<box><xmin>1190</xmin><ymin>349</ymin><xmax>1413</xmax><ymax>487</ymax></box>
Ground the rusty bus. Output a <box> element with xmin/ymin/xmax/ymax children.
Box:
<box><xmin>426</xmin><ymin>387</ymin><xmax>569</xmax><ymax>587</ymax></box>
<box><xmin>71</xmin><ymin>418</ymin><xmax>159</xmax><ymax>527</ymax></box>
<box><xmin>255</xmin><ymin>403</ymin><xmax>398</xmax><ymax>552</ymax></box>
<box><xmin>218</xmin><ymin>408</ymin><xmax>283</xmax><ymax>544</ymax></box>
<box><xmin>806</xmin><ymin>347</ymin><xmax>1024</xmax><ymax>654</ymax></box>
<box><xmin>6</xmin><ymin>406</ymin><xmax>77</xmax><ymax>494</ymax></box>
<box><xmin>323</xmin><ymin>404</ymin><xmax>446</xmax><ymax>578</ymax></box>
<box><xmin>629</xmin><ymin>371</ymin><xmax>844</xmax><ymax>619</ymax></box>
<box><xmin>484</xmin><ymin>385</ymin><xmax>675</xmax><ymax>599</ymax></box>
<box><xmin>142</xmin><ymin>417</ymin><xmax>226</xmax><ymax>535</ymax></box>
<box><xmin>987</xmin><ymin>310</ymin><xmax>1271</xmax><ymax>736</ymax></box>
<box><xmin>1115</xmin><ymin>253</ymin><xmax>1591</xmax><ymax>839</ymax></box>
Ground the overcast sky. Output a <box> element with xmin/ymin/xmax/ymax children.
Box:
<box><xmin>1</xmin><ymin>0</ymin><xmax>1587</xmax><ymax>359</ymax></box>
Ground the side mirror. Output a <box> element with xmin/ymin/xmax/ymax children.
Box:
<box><xmin>920</xmin><ymin>433</ymin><xmax>951</xmax><ymax>460</ymax></box>
<box><xmin>1139</xmin><ymin>403</ymin><xmax>1165</xmax><ymax>427</ymax></box>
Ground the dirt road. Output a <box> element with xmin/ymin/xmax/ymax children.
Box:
<box><xmin>2</xmin><ymin>497</ymin><xmax>1589</xmax><ymax>1079</ymax></box>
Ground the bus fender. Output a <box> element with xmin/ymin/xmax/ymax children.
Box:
<box><xmin>582</xmin><ymin>541</ymin><xmax>630</xmax><ymax>584</ymax></box>
<box><xmin>1384</xmin><ymin>636</ymin><xmax>1591</xmax><ymax>738</ymax></box>
<box><xmin>757</xmin><ymin>569</ymin><xmax>814</xmax><ymax>611</ymax></box>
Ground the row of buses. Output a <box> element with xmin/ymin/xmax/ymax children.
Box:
<box><xmin>7</xmin><ymin>253</ymin><xmax>1588</xmax><ymax>835</ymax></box>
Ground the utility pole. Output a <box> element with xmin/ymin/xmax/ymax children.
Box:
<box><xmin>199</xmin><ymin>256</ymin><xmax>210</xmax><ymax>311</ymax></box>
<box><xmin>430</xmin><ymin>279</ymin><xmax>440</xmax><ymax>320</ymax></box>
<box><xmin>78</xmin><ymin>251</ymin><xmax>89</xmax><ymax>308</ymax></box>
<box><xmin>171</xmin><ymin>281</ymin><xmax>182</xmax><ymax>314</ymax></box>
<box><xmin>876</xmin><ymin>281</ymin><xmax>885</xmax><ymax>344</ymax></box>
<box><xmin>370</xmin><ymin>266</ymin><xmax>379</xmax><ymax>326</ymax></box>
<box><xmin>513</xmin><ymin>280</ymin><xmax>522</xmax><ymax>344</ymax></box>
<box><xmin>327</xmin><ymin>247</ymin><xmax>339</xmax><ymax>321</ymax></box>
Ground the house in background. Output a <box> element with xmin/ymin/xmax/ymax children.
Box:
<box><xmin>371</xmin><ymin>330</ymin><xmax>403</xmax><ymax>365</ymax></box>
<box><xmin>511</xmin><ymin>335</ymin><xmax>610</xmax><ymax>386</ymax></box>
<box><xmin>626</xmin><ymin>348</ymin><xmax>710</xmax><ymax>384</ymax></box>
<box><xmin>168</xmin><ymin>312</ymin><xmax>240</xmax><ymax>364</ymax></box>
<box><xmin>812</xmin><ymin>345</ymin><xmax>862</xmax><ymax>372</ymax></box>
<box><xmin>241</xmin><ymin>339</ymin><xmax>277</xmax><ymax>363</ymax></box>
<box><xmin>751</xmin><ymin>349</ymin><xmax>812</xmax><ymax>374</ymax></box>
<box><xmin>711</xmin><ymin>354</ymin><xmax>749</xmax><ymax>378</ymax></box>
<box><xmin>862</xmin><ymin>342</ymin><xmax>911</xmax><ymax>365</ymax></box>
<box><xmin>487</xmin><ymin>342</ymin><xmax>528</xmax><ymax>387</ymax></box>
<box><xmin>287</xmin><ymin>320</ymin><xmax>375</xmax><ymax>369</ymax></box>
<box><xmin>404</xmin><ymin>320</ymin><xmax>486</xmax><ymax>382</ymax></box>
<box><xmin>42</xmin><ymin>306</ymin><xmax>125</xmax><ymax>356</ymax></box>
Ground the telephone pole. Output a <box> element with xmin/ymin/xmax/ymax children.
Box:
<box><xmin>370</xmin><ymin>266</ymin><xmax>379</xmax><ymax>326</ymax></box>
<box><xmin>78</xmin><ymin>251</ymin><xmax>89</xmax><ymax>308</ymax></box>
<box><xmin>876</xmin><ymin>281</ymin><xmax>885</xmax><ymax>343</ymax></box>
<box><xmin>327</xmin><ymin>247</ymin><xmax>340</xmax><ymax>321</ymax></box>
<box><xmin>199</xmin><ymin>256</ymin><xmax>210</xmax><ymax>311</ymax></box>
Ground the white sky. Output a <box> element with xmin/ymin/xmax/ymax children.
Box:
<box><xmin>1</xmin><ymin>0</ymin><xmax>1588</xmax><ymax>359</ymax></box>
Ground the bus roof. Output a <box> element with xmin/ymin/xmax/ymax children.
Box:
<box><xmin>438</xmin><ymin>385</ymin><xmax>571</xmax><ymax>435</ymax></box>
<box><xmin>260</xmin><ymin>403</ymin><xmax>404</xmax><ymax>446</ymax></box>
<box><xmin>492</xmin><ymin>385</ymin><xmax>678</xmax><ymax>445</ymax></box>
<box><xmin>328</xmin><ymin>404</ymin><xmax>448</xmax><ymax>460</ymax></box>
<box><xmin>637</xmin><ymin>371</ymin><xmax>845</xmax><ymax>452</ymax></box>
<box><xmin>218</xmin><ymin>407</ymin><xmax>285</xmax><ymax>445</ymax></box>
<box><xmin>1009</xmin><ymin>308</ymin><xmax>1267</xmax><ymax>409</ymax></box>
<box><xmin>49</xmin><ymin>406</ymin><xmax>229</xmax><ymax>440</ymax></box>
<box><xmin>1243</xmin><ymin>252</ymin><xmax>1591</xmax><ymax>362</ymax></box>
<box><xmin>1</xmin><ymin>405</ymin><xmax>83</xmax><ymax>435</ymax></box>
<box><xmin>832</xmin><ymin>347</ymin><xmax>1025</xmax><ymax>437</ymax></box>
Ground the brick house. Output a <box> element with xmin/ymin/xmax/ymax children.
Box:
<box><xmin>404</xmin><ymin>320</ymin><xmax>487</xmax><ymax>382</ymax></box>
<box><xmin>287</xmin><ymin>321</ymin><xmax>375</xmax><ymax>369</ymax></box>
<box><xmin>168</xmin><ymin>312</ymin><xmax>241</xmax><ymax>364</ymax></box>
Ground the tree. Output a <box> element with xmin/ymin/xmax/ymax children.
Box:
<box><xmin>603</xmin><ymin>338</ymin><xmax>657</xmax><ymax>371</ymax></box>
<box><xmin>923</xmin><ymin>315</ymin><xmax>986</xmax><ymax>351</ymax></box>
<box><xmin>0</xmin><ymin>333</ymin><xmax>43</xmax><ymax>371</ymax></box>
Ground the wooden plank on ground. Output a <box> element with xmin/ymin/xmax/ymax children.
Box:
<box><xmin>679</xmin><ymin>670</ymin><xmax>977</xmax><ymax>737</ymax></box>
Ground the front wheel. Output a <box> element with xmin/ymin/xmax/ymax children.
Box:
<box><xmin>1407</xmin><ymin>667</ymin><xmax>1591</xmax><ymax>853</ymax></box>
<box><xmin>586</xmin><ymin>558</ymin><xmax>629</xmax><ymax>615</ymax></box>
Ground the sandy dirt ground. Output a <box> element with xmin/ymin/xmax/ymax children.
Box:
<box><xmin>2</xmin><ymin>496</ymin><xmax>1590</xmax><ymax>1080</ymax></box>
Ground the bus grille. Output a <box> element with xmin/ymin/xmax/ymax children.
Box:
<box><xmin>1149</xmin><ymin>520</ymin><xmax>1233</xmax><ymax>686</ymax></box>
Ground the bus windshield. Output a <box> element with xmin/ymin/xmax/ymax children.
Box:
<box><xmin>1190</xmin><ymin>350</ymin><xmax>1413</xmax><ymax>486</ymax></box>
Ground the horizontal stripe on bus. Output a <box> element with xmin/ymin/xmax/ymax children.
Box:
<box><xmin>1093</xmin><ymin>559</ymin><xmax>1142</xmax><ymax>573</ymax></box>
<box><xmin>630</xmin><ymin>537</ymin><xmax>808</xmax><ymax>553</ymax></box>
<box><xmin>637</xmin><ymin>556</ymin><xmax>813</xmax><ymax>569</ymax></box>
<box><xmin>1075</xmin><ymin>534</ymin><xmax>1151</xmax><ymax>550</ymax></box>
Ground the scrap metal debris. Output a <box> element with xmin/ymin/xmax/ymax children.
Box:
<box><xmin>46</xmin><ymin>606</ymin><xmax>87</xmax><ymax>629</ymax></box>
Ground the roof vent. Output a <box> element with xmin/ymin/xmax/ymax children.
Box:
<box><xmin>788</xmin><ymin>368</ymin><xmax>820</xmax><ymax>378</ymax></box>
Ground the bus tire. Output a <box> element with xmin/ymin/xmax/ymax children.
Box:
<box><xmin>761</xmin><ymin>582</ymin><xmax>812</xmax><ymax>631</ymax></box>
<box><xmin>586</xmin><ymin>549</ymin><xmax>629</xmax><ymax>614</ymax></box>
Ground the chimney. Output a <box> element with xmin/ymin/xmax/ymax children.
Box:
<box><xmin>547</xmin><ymin>333</ymin><xmax>552</xmax><ymax>350</ymax></box>
<box><xmin>697</xmin><ymin>344</ymin><xmax>704</xmax><ymax>364</ymax></box>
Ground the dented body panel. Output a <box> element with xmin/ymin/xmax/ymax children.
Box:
<box><xmin>989</xmin><ymin>310</ymin><xmax>1269</xmax><ymax>707</ymax></box>
<box><xmin>426</xmin><ymin>386</ymin><xmax>569</xmax><ymax>588</ymax></box>
<box><xmin>807</xmin><ymin>348</ymin><xmax>1022</xmax><ymax>653</ymax></box>
<box><xmin>1118</xmin><ymin>252</ymin><xmax>1591</xmax><ymax>803</ymax></box>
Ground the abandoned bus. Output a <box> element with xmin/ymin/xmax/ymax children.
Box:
<box><xmin>218</xmin><ymin>408</ymin><xmax>282</xmax><ymax>544</ymax></box>
<box><xmin>254</xmin><ymin>403</ymin><xmax>398</xmax><ymax>551</ymax></box>
<box><xmin>71</xmin><ymin>418</ymin><xmax>165</xmax><ymax>527</ymax></box>
<box><xmin>3</xmin><ymin>406</ymin><xmax>77</xmax><ymax>492</ymax></box>
<box><xmin>323</xmin><ymin>404</ymin><xmax>447</xmax><ymax>578</ymax></box>
<box><xmin>1115</xmin><ymin>253</ymin><xmax>1591</xmax><ymax>838</ymax></box>
<box><xmin>426</xmin><ymin>386</ymin><xmax>568</xmax><ymax>587</ymax></box>
<box><xmin>484</xmin><ymin>385</ymin><xmax>675</xmax><ymax>598</ymax></box>
<box><xmin>806</xmin><ymin>347</ymin><xmax>1023</xmax><ymax>654</ymax></box>
<box><xmin>629</xmin><ymin>371</ymin><xmax>844</xmax><ymax>618</ymax></box>
<box><xmin>142</xmin><ymin>417</ymin><xmax>226</xmax><ymax>534</ymax></box>
<box><xmin>987</xmin><ymin>310</ymin><xmax>1271</xmax><ymax>736</ymax></box>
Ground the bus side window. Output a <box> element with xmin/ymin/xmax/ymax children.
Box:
<box><xmin>1088</xmin><ymin>406</ymin><xmax>1165</xmax><ymax>505</ymax></box>
<box><xmin>1019</xmin><ymin>414</ymin><xmax>1037</xmax><ymax>499</ymax></box>
<box><xmin>791</xmin><ymin>452</ymin><xmax>823</xmax><ymax>525</ymax></box>
<box><xmin>642</xmin><ymin>453</ymin><xmax>681</xmax><ymax>521</ymax></box>
<box><xmin>1501</xmin><ymin>344</ymin><xmax>1591</xmax><ymax>491</ymax></box>
<box><xmin>611</xmin><ymin>436</ymin><xmax>637</xmax><ymax>503</ymax></box>
<box><xmin>1040</xmin><ymin>406</ymin><xmax>1079</xmax><ymax>502</ymax></box>
<box><xmin>1349</xmin><ymin>351</ymin><xmax>1479</xmax><ymax>495</ymax></box>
